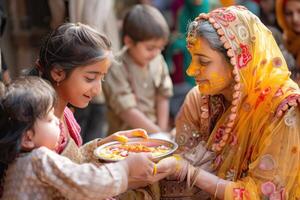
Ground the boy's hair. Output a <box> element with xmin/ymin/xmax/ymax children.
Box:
<box><xmin>123</xmin><ymin>4</ymin><xmax>169</xmax><ymax>42</ymax></box>
<box><xmin>0</xmin><ymin>76</ymin><xmax>56</xmax><ymax>165</ymax></box>
<box><xmin>28</xmin><ymin>22</ymin><xmax>112</xmax><ymax>83</ymax></box>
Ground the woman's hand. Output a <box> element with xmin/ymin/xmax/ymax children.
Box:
<box><xmin>156</xmin><ymin>155</ymin><xmax>189</xmax><ymax>181</ymax></box>
<box><xmin>98</xmin><ymin>129</ymin><xmax>148</xmax><ymax>146</ymax></box>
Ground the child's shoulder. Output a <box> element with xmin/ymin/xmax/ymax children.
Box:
<box><xmin>30</xmin><ymin>147</ymin><xmax>54</xmax><ymax>158</ymax></box>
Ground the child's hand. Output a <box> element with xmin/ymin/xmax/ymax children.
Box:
<box><xmin>122</xmin><ymin>153</ymin><xmax>170</xmax><ymax>189</ymax></box>
<box><xmin>123</xmin><ymin>152</ymin><xmax>154</xmax><ymax>178</ymax></box>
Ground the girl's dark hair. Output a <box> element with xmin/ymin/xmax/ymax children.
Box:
<box><xmin>28</xmin><ymin>22</ymin><xmax>112</xmax><ymax>83</ymax></box>
<box><xmin>0</xmin><ymin>76</ymin><xmax>56</xmax><ymax>187</ymax></box>
<box><xmin>123</xmin><ymin>4</ymin><xmax>170</xmax><ymax>42</ymax></box>
<box><xmin>188</xmin><ymin>20</ymin><xmax>229</xmax><ymax>61</ymax></box>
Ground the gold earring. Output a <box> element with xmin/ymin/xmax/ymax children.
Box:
<box><xmin>56</xmin><ymin>81</ymin><xmax>60</xmax><ymax>86</ymax></box>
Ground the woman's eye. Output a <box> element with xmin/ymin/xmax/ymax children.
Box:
<box><xmin>199</xmin><ymin>60</ymin><xmax>211</xmax><ymax>66</ymax></box>
<box><xmin>85</xmin><ymin>77</ymin><xmax>95</xmax><ymax>82</ymax></box>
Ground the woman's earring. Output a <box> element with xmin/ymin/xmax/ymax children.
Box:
<box><xmin>56</xmin><ymin>81</ymin><xmax>60</xmax><ymax>86</ymax></box>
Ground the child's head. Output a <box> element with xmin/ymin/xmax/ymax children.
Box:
<box><xmin>123</xmin><ymin>4</ymin><xmax>169</xmax><ymax>67</ymax></box>
<box><xmin>0</xmin><ymin>76</ymin><xmax>60</xmax><ymax>165</ymax></box>
<box><xmin>32</xmin><ymin>23</ymin><xmax>112</xmax><ymax>108</ymax></box>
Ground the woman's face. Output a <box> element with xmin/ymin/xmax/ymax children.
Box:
<box><xmin>285</xmin><ymin>0</ymin><xmax>300</xmax><ymax>34</ymax></box>
<box><xmin>56</xmin><ymin>57</ymin><xmax>111</xmax><ymax>108</ymax></box>
<box><xmin>187</xmin><ymin>37</ymin><xmax>233</xmax><ymax>95</ymax></box>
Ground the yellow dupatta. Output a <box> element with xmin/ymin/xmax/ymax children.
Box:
<box><xmin>188</xmin><ymin>6</ymin><xmax>300</xmax><ymax>199</ymax></box>
<box><xmin>276</xmin><ymin>0</ymin><xmax>300</xmax><ymax>69</ymax></box>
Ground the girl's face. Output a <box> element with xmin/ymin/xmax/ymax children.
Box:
<box><xmin>285</xmin><ymin>0</ymin><xmax>300</xmax><ymax>34</ymax></box>
<box><xmin>30</xmin><ymin>108</ymin><xmax>62</xmax><ymax>151</ymax></box>
<box><xmin>56</xmin><ymin>57</ymin><xmax>111</xmax><ymax>108</ymax></box>
<box><xmin>187</xmin><ymin>37</ymin><xmax>233</xmax><ymax>95</ymax></box>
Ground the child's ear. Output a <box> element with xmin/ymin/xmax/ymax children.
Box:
<box><xmin>21</xmin><ymin>130</ymin><xmax>36</xmax><ymax>150</ymax></box>
<box><xmin>124</xmin><ymin>35</ymin><xmax>134</xmax><ymax>48</ymax></box>
<box><xmin>50</xmin><ymin>67</ymin><xmax>66</xmax><ymax>83</ymax></box>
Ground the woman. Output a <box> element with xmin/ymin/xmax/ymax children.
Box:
<box><xmin>157</xmin><ymin>6</ymin><xmax>300</xmax><ymax>199</ymax></box>
<box><xmin>276</xmin><ymin>0</ymin><xmax>300</xmax><ymax>84</ymax></box>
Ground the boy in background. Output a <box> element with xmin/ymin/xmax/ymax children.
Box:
<box><xmin>103</xmin><ymin>4</ymin><xmax>173</xmax><ymax>136</ymax></box>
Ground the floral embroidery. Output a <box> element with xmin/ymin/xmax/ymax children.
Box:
<box><xmin>274</xmin><ymin>88</ymin><xmax>283</xmax><ymax>98</ymax></box>
<box><xmin>213</xmin><ymin>155</ymin><xmax>223</xmax><ymax>168</ymax></box>
<box><xmin>261</xmin><ymin>182</ymin><xmax>285</xmax><ymax>200</ymax></box>
<box><xmin>237</xmin><ymin>43</ymin><xmax>252</xmax><ymax>68</ymax></box>
<box><xmin>216</xmin><ymin>11</ymin><xmax>236</xmax><ymax>22</ymax></box>
<box><xmin>284</xmin><ymin>107</ymin><xmax>296</xmax><ymax>126</ymax></box>
<box><xmin>237</xmin><ymin>25</ymin><xmax>249</xmax><ymax>40</ymax></box>
<box><xmin>214</xmin><ymin>126</ymin><xmax>226</xmax><ymax>143</ymax></box>
<box><xmin>259</xmin><ymin>154</ymin><xmax>276</xmax><ymax>171</ymax></box>
<box><xmin>255</xmin><ymin>87</ymin><xmax>272</xmax><ymax>109</ymax></box>
<box><xmin>260</xmin><ymin>59</ymin><xmax>267</xmax><ymax>66</ymax></box>
<box><xmin>276</xmin><ymin>94</ymin><xmax>300</xmax><ymax>116</ymax></box>
<box><xmin>233</xmin><ymin>188</ymin><xmax>250</xmax><ymax>200</ymax></box>
<box><xmin>261</xmin><ymin>182</ymin><xmax>276</xmax><ymax>196</ymax></box>
<box><xmin>230</xmin><ymin>131</ymin><xmax>238</xmax><ymax>146</ymax></box>
<box><xmin>272</xmin><ymin>57</ymin><xmax>282</xmax><ymax>68</ymax></box>
<box><xmin>225</xmin><ymin>168</ymin><xmax>236</xmax><ymax>181</ymax></box>
<box><xmin>242</xmin><ymin>102</ymin><xmax>252</xmax><ymax>112</ymax></box>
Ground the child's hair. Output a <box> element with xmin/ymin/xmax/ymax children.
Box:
<box><xmin>123</xmin><ymin>4</ymin><xmax>170</xmax><ymax>42</ymax></box>
<box><xmin>28</xmin><ymin>22</ymin><xmax>112</xmax><ymax>83</ymax></box>
<box><xmin>0</xmin><ymin>76</ymin><xmax>56</xmax><ymax>185</ymax></box>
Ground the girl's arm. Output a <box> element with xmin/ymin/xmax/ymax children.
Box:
<box><xmin>33</xmin><ymin>147</ymin><xmax>129</xmax><ymax>200</ymax></box>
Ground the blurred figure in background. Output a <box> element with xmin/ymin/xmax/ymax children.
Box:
<box><xmin>103</xmin><ymin>4</ymin><xmax>173</xmax><ymax>136</ymax></box>
<box><xmin>276</xmin><ymin>0</ymin><xmax>300</xmax><ymax>85</ymax></box>
<box><xmin>0</xmin><ymin>0</ymin><xmax>10</xmax><ymax>86</ymax></box>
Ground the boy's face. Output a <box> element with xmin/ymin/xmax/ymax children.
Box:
<box><xmin>126</xmin><ymin>38</ymin><xmax>166</xmax><ymax>67</ymax></box>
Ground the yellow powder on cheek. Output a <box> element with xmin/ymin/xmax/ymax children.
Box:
<box><xmin>198</xmin><ymin>72</ymin><xmax>227</xmax><ymax>94</ymax></box>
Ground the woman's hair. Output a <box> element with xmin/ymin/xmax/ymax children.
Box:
<box><xmin>123</xmin><ymin>4</ymin><xmax>170</xmax><ymax>42</ymax></box>
<box><xmin>28</xmin><ymin>22</ymin><xmax>111</xmax><ymax>83</ymax></box>
<box><xmin>0</xmin><ymin>76</ymin><xmax>56</xmax><ymax>185</ymax></box>
<box><xmin>188</xmin><ymin>20</ymin><xmax>229</xmax><ymax>62</ymax></box>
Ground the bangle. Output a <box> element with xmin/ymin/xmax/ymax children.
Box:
<box><xmin>214</xmin><ymin>178</ymin><xmax>221</xmax><ymax>200</ymax></box>
<box><xmin>172</xmin><ymin>154</ymin><xmax>182</xmax><ymax>172</ymax></box>
<box><xmin>153</xmin><ymin>164</ymin><xmax>157</xmax><ymax>175</ymax></box>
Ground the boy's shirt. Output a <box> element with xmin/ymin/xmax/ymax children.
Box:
<box><xmin>103</xmin><ymin>47</ymin><xmax>173</xmax><ymax>134</ymax></box>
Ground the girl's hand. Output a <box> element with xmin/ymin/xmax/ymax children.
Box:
<box><xmin>113</xmin><ymin>128</ymin><xmax>148</xmax><ymax>143</ymax></box>
<box><xmin>98</xmin><ymin>129</ymin><xmax>148</xmax><ymax>146</ymax></box>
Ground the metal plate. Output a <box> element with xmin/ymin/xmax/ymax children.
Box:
<box><xmin>94</xmin><ymin>138</ymin><xmax>178</xmax><ymax>162</ymax></box>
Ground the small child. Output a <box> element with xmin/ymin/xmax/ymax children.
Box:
<box><xmin>102</xmin><ymin>4</ymin><xmax>173</xmax><ymax>135</ymax></box>
<box><xmin>0</xmin><ymin>76</ymin><xmax>159</xmax><ymax>200</ymax></box>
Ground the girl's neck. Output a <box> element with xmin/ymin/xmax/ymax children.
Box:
<box><xmin>54</xmin><ymin>97</ymin><xmax>68</xmax><ymax>120</ymax></box>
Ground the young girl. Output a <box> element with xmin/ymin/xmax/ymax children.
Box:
<box><xmin>0</xmin><ymin>76</ymin><xmax>163</xmax><ymax>199</ymax></box>
<box><xmin>28</xmin><ymin>22</ymin><xmax>147</xmax><ymax>163</ymax></box>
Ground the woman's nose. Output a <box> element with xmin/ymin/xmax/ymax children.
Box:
<box><xmin>186</xmin><ymin>64</ymin><xmax>201</xmax><ymax>77</ymax></box>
